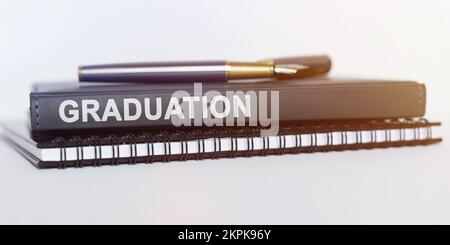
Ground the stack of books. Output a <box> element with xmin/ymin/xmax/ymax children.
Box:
<box><xmin>2</xmin><ymin>55</ymin><xmax>442</xmax><ymax>168</ymax></box>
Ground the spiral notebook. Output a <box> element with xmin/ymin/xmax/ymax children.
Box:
<box><xmin>2</xmin><ymin>118</ymin><xmax>442</xmax><ymax>169</ymax></box>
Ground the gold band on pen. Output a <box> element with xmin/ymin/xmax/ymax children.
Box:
<box><xmin>225</xmin><ymin>61</ymin><xmax>275</xmax><ymax>80</ymax></box>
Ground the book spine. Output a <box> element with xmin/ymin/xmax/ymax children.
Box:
<box><xmin>30</xmin><ymin>83</ymin><xmax>426</xmax><ymax>139</ymax></box>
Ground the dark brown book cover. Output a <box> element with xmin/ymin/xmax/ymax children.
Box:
<box><xmin>30</xmin><ymin>78</ymin><xmax>426</xmax><ymax>141</ymax></box>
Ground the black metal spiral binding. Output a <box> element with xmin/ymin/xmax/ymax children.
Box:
<box><xmin>296</xmin><ymin>133</ymin><xmax>302</xmax><ymax>154</ymax></box>
<box><xmin>231</xmin><ymin>135</ymin><xmax>238</xmax><ymax>159</ymax></box>
<box><xmin>46</xmin><ymin>118</ymin><xmax>440</xmax><ymax>169</ymax></box>
<box><xmin>309</xmin><ymin>126</ymin><xmax>317</xmax><ymax>153</ymax></box>
<box><xmin>124</xmin><ymin>134</ymin><xmax>137</xmax><ymax>165</ymax></box>
<box><xmin>222</xmin><ymin>127</ymin><xmax>234</xmax><ymax>159</ymax></box>
<box><xmin>341</xmin><ymin>129</ymin><xmax>348</xmax><ymax>151</ymax></box>
<box><xmin>275</xmin><ymin>135</ymin><xmax>285</xmax><ymax>155</ymax></box>
<box><xmin>354</xmin><ymin>130</ymin><xmax>362</xmax><ymax>149</ymax></box>
<box><xmin>143</xmin><ymin>132</ymin><xmax>155</xmax><ymax>164</ymax></box>
<box><xmin>191</xmin><ymin>130</ymin><xmax>204</xmax><ymax>161</ymax></box>
<box><xmin>292</xmin><ymin>134</ymin><xmax>299</xmax><ymax>154</ymax></box>
<box><xmin>107</xmin><ymin>134</ymin><xmax>119</xmax><ymax>166</ymax></box>
<box><xmin>246</xmin><ymin>136</ymin><xmax>254</xmax><ymax>158</ymax></box>
<box><xmin>370</xmin><ymin>120</ymin><xmax>379</xmax><ymax>147</ymax></box>
<box><xmin>211</xmin><ymin>128</ymin><xmax>221</xmax><ymax>159</ymax></box>
<box><xmin>176</xmin><ymin>130</ymin><xmax>187</xmax><ymax>161</ymax></box>
<box><xmin>370</xmin><ymin>128</ymin><xmax>377</xmax><ymax>145</ymax></box>
<box><xmin>275</xmin><ymin>135</ymin><xmax>281</xmax><ymax>155</ymax></box>
<box><xmin>54</xmin><ymin>137</ymin><xmax>66</xmax><ymax>169</ymax></box>
<box><xmin>198</xmin><ymin>134</ymin><xmax>206</xmax><ymax>161</ymax></box>
<box><xmin>160</xmin><ymin>131</ymin><xmax>171</xmax><ymax>163</ymax></box>
<box><xmin>259</xmin><ymin>136</ymin><xmax>266</xmax><ymax>156</ymax></box>
<box><xmin>93</xmin><ymin>136</ymin><xmax>103</xmax><ymax>167</ymax></box>
<box><xmin>385</xmin><ymin>124</ymin><xmax>392</xmax><ymax>143</ymax></box>
<box><xmin>419</xmin><ymin>118</ymin><xmax>432</xmax><ymax>140</ymax></box>
<box><xmin>70</xmin><ymin>136</ymin><xmax>84</xmax><ymax>168</ymax></box>
<box><xmin>404</xmin><ymin>118</ymin><xmax>418</xmax><ymax>142</ymax></box>
<box><xmin>325</xmin><ymin>132</ymin><xmax>333</xmax><ymax>151</ymax></box>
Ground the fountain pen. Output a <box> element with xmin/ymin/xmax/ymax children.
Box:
<box><xmin>78</xmin><ymin>55</ymin><xmax>331</xmax><ymax>83</ymax></box>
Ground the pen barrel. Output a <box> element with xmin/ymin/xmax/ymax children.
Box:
<box><xmin>79</xmin><ymin>61</ymin><xmax>227</xmax><ymax>83</ymax></box>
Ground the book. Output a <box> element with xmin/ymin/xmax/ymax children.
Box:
<box><xmin>2</xmin><ymin>118</ymin><xmax>442</xmax><ymax>169</ymax></box>
<box><xmin>30</xmin><ymin>78</ymin><xmax>426</xmax><ymax>141</ymax></box>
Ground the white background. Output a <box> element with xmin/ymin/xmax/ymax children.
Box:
<box><xmin>1</xmin><ymin>0</ymin><xmax>450</xmax><ymax>224</ymax></box>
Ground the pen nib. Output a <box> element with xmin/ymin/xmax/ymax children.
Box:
<box><xmin>274</xmin><ymin>64</ymin><xmax>309</xmax><ymax>74</ymax></box>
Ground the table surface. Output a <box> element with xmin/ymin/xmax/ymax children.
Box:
<box><xmin>1</xmin><ymin>0</ymin><xmax>450</xmax><ymax>224</ymax></box>
<box><xmin>0</xmin><ymin>133</ymin><xmax>448</xmax><ymax>224</ymax></box>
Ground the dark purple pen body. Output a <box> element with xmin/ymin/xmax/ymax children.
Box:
<box><xmin>78</xmin><ymin>55</ymin><xmax>332</xmax><ymax>83</ymax></box>
<box><xmin>79</xmin><ymin>61</ymin><xmax>227</xmax><ymax>83</ymax></box>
